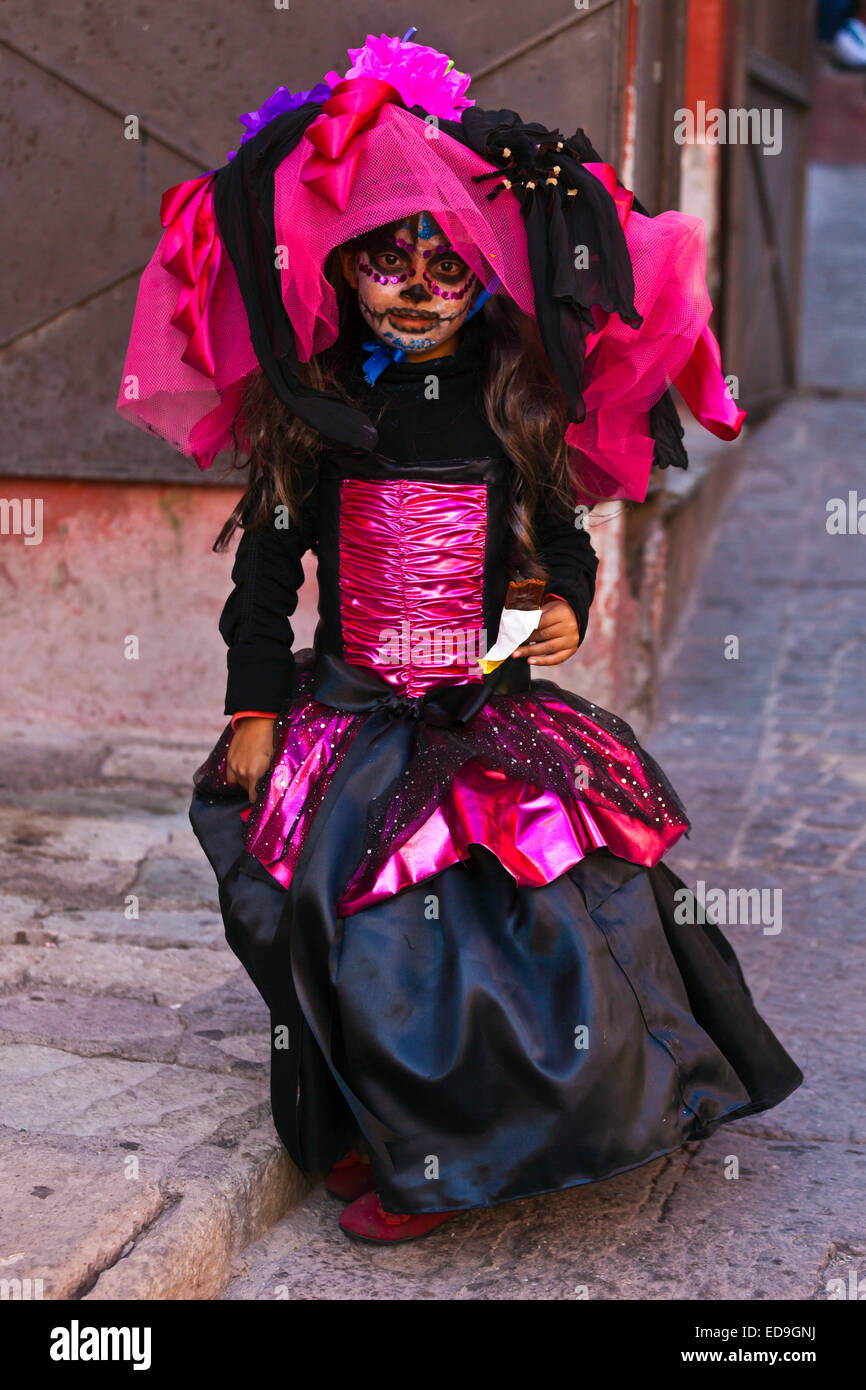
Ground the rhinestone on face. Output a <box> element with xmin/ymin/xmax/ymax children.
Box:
<box><xmin>422</xmin><ymin>269</ymin><xmax>476</xmax><ymax>301</ymax></box>
<box><xmin>357</xmin><ymin>258</ymin><xmax>409</xmax><ymax>286</ymax></box>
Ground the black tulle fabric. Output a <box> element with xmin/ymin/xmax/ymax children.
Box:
<box><xmin>439</xmin><ymin>110</ymin><xmax>691</xmax><ymax>474</ymax></box>
<box><xmin>649</xmin><ymin>386</ymin><xmax>688</xmax><ymax>471</ymax></box>
<box><xmin>435</xmin><ymin>109</ymin><xmax>642</xmax><ymax>430</ymax></box>
<box><xmin>213</xmin><ymin>104</ymin><xmax>379</xmax><ymax>452</ymax></box>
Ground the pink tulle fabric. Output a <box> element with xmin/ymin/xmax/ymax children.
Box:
<box><xmin>116</xmin><ymin>84</ymin><xmax>743</xmax><ymax>494</ymax></box>
<box><xmin>273</xmin><ymin>102</ymin><xmax>533</xmax><ymax>360</ymax></box>
<box><xmin>116</xmin><ymin>173</ymin><xmax>258</xmax><ymax>469</ymax></box>
<box><xmin>568</xmin><ymin>163</ymin><xmax>746</xmax><ymax>503</ymax></box>
<box><xmin>339</xmin><ymin>477</ymin><xmax>486</xmax><ymax>695</ymax></box>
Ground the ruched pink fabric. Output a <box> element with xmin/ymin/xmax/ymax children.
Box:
<box><xmin>193</xmin><ymin>470</ymin><xmax>689</xmax><ymax>910</ymax></box>
<box><xmin>339</xmin><ymin>478</ymin><xmax>486</xmax><ymax>696</ymax></box>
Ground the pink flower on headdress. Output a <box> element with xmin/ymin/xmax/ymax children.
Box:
<box><xmin>324</xmin><ymin>33</ymin><xmax>474</xmax><ymax>122</ymax></box>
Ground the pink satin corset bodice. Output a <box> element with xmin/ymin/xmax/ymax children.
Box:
<box><xmin>338</xmin><ymin>477</ymin><xmax>487</xmax><ymax>696</ymax></box>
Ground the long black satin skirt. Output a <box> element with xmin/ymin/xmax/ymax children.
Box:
<box><xmin>190</xmin><ymin>755</ymin><xmax>802</xmax><ymax>1215</ymax></box>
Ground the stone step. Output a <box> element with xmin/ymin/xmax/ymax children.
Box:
<box><xmin>0</xmin><ymin>728</ymin><xmax>311</xmax><ymax>1301</ymax></box>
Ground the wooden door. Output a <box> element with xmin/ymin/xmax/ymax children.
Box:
<box><xmin>630</xmin><ymin>0</ymin><xmax>689</xmax><ymax>213</ymax></box>
<box><xmin>722</xmin><ymin>0</ymin><xmax>816</xmax><ymax>412</ymax></box>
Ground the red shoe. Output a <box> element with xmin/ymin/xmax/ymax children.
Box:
<box><xmin>339</xmin><ymin>1188</ymin><xmax>455</xmax><ymax>1243</ymax></box>
<box><xmin>324</xmin><ymin>1151</ymin><xmax>376</xmax><ymax>1203</ymax></box>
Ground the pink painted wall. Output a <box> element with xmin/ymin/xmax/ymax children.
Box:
<box><xmin>0</xmin><ymin>477</ymin><xmax>621</xmax><ymax>738</ymax></box>
<box><xmin>1</xmin><ymin>479</ymin><xmax>244</xmax><ymax>738</ymax></box>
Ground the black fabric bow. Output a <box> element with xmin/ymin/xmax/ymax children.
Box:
<box><xmin>311</xmin><ymin>650</ymin><xmax>529</xmax><ymax>728</ymax></box>
<box><xmin>380</xmin><ymin>693</ymin><xmax>424</xmax><ymax>721</ymax></box>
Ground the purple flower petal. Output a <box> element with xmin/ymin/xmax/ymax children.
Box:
<box><xmin>227</xmin><ymin>80</ymin><xmax>332</xmax><ymax>160</ymax></box>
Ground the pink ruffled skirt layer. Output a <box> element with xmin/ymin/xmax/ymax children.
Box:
<box><xmin>201</xmin><ymin>675</ymin><xmax>689</xmax><ymax>918</ymax></box>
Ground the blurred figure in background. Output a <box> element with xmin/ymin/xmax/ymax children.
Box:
<box><xmin>819</xmin><ymin>0</ymin><xmax>866</xmax><ymax>67</ymax></box>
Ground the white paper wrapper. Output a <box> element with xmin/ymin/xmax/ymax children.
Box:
<box><xmin>478</xmin><ymin>607</ymin><xmax>543</xmax><ymax>675</ymax></box>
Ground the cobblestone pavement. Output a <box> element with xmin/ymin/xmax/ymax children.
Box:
<box><xmin>1</xmin><ymin>166</ymin><xmax>863</xmax><ymax>1301</ymax></box>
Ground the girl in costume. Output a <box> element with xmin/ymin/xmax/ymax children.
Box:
<box><xmin>118</xmin><ymin>32</ymin><xmax>801</xmax><ymax>1244</ymax></box>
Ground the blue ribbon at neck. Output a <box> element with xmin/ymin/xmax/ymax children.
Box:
<box><xmin>361</xmin><ymin>340</ymin><xmax>407</xmax><ymax>384</ymax></box>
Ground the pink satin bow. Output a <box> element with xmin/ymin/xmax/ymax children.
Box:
<box><xmin>301</xmin><ymin>76</ymin><xmax>402</xmax><ymax>210</ymax></box>
<box><xmin>159</xmin><ymin>172</ymin><xmax>221</xmax><ymax>377</ymax></box>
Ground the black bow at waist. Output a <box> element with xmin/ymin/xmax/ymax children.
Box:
<box><xmin>310</xmin><ymin>650</ymin><xmax>529</xmax><ymax>727</ymax></box>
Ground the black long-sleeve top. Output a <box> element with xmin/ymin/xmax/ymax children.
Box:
<box><xmin>219</xmin><ymin>336</ymin><xmax>598</xmax><ymax>715</ymax></box>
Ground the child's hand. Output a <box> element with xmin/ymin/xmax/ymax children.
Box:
<box><xmin>513</xmin><ymin>598</ymin><xmax>579</xmax><ymax>666</ymax></box>
<box><xmin>226</xmin><ymin>717</ymin><xmax>277</xmax><ymax>800</ymax></box>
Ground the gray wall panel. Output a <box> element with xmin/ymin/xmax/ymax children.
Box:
<box><xmin>1</xmin><ymin>0</ymin><xmax>631</xmax><ymax>482</ymax></box>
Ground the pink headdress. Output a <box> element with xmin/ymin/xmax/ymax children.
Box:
<box><xmin>117</xmin><ymin>31</ymin><xmax>744</xmax><ymax>500</ymax></box>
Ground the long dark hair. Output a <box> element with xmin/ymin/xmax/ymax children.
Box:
<box><xmin>213</xmin><ymin>222</ymin><xmax>576</xmax><ymax>574</ymax></box>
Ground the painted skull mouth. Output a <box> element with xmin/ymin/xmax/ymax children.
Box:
<box><xmin>388</xmin><ymin>308</ymin><xmax>440</xmax><ymax>324</ymax></box>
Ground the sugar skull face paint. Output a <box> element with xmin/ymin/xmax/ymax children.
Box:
<box><xmin>342</xmin><ymin>214</ymin><xmax>479</xmax><ymax>357</ymax></box>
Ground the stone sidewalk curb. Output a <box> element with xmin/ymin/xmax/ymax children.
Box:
<box><xmin>84</xmin><ymin>1131</ymin><xmax>310</xmax><ymax>1301</ymax></box>
<box><xmin>0</xmin><ymin>732</ymin><xmax>312</xmax><ymax>1303</ymax></box>
<box><xmin>0</xmin><ymin>1118</ymin><xmax>309</xmax><ymax>1302</ymax></box>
